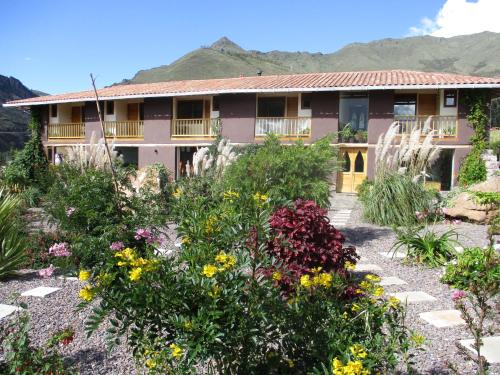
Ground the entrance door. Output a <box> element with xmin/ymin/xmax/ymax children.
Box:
<box><xmin>418</xmin><ymin>94</ymin><xmax>437</xmax><ymax>116</ymax></box>
<box><xmin>127</xmin><ymin>103</ymin><xmax>139</xmax><ymax>121</ymax></box>
<box><xmin>336</xmin><ymin>148</ymin><xmax>367</xmax><ymax>193</ymax></box>
<box><xmin>71</xmin><ymin>107</ymin><xmax>81</xmax><ymax>123</ymax></box>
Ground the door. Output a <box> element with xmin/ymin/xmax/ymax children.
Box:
<box><xmin>127</xmin><ymin>103</ymin><xmax>139</xmax><ymax>121</ymax></box>
<box><xmin>71</xmin><ymin>107</ymin><xmax>81</xmax><ymax>123</ymax></box>
<box><xmin>418</xmin><ymin>94</ymin><xmax>437</xmax><ymax>116</ymax></box>
<box><xmin>286</xmin><ymin>96</ymin><xmax>298</xmax><ymax>117</ymax></box>
<box><xmin>336</xmin><ymin>148</ymin><xmax>367</xmax><ymax>193</ymax></box>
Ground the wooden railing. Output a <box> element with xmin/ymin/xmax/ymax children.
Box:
<box><xmin>48</xmin><ymin>123</ymin><xmax>85</xmax><ymax>139</ymax></box>
<box><xmin>171</xmin><ymin>118</ymin><xmax>220</xmax><ymax>138</ymax></box>
<box><xmin>104</xmin><ymin>121</ymin><xmax>144</xmax><ymax>138</ymax></box>
<box><xmin>394</xmin><ymin>115</ymin><xmax>457</xmax><ymax>137</ymax></box>
<box><xmin>255</xmin><ymin>117</ymin><xmax>311</xmax><ymax>137</ymax></box>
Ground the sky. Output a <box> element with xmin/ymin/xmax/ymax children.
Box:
<box><xmin>1</xmin><ymin>0</ymin><xmax>499</xmax><ymax>94</ymax></box>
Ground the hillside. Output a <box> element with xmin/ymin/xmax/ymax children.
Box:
<box><xmin>0</xmin><ymin>75</ymin><xmax>43</xmax><ymax>152</ymax></box>
<box><xmin>123</xmin><ymin>32</ymin><xmax>500</xmax><ymax>84</ymax></box>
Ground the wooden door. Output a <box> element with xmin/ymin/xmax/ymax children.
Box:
<box><xmin>71</xmin><ymin>107</ymin><xmax>81</xmax><ymax>123</ymax></box>
<box><xmin>418</xmin><ymin>94</ymin><xmax>437</xmax><ymax>116</ymax></box>
<box><xmin>336</xmin><ymin>148</ymin><xmax>367</xmax><ymax>193</ymax></box>
<box><xmin>204</xmin><ymin>100</ymin><xmax>211</xmax><ymax>119</ymax></box>
<box><xmin>286</xmin><ymin>96</ymin><xmax>298</xmax><ymax>117</ymax></box>
<box><xmin>127</xmin><ymin>103</ymin><xmax>139</xmax><ymax>121</ymax></box>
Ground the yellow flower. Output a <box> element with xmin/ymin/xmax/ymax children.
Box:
<box><xmin>300</xmin><ymin>275</ymin><xmax>312</xmax><ymax>288</ymax></box>
<box><xmin>223</xmin><ymin>190</ymin><xmax>240</xmax><ymax>201</ymax></box>
<box><xmin>215</xmin><ymin>251</ymin><xmax>228</xmax><ymax>264</ymax></box>
<box><xmin>184</xmin><ymin>321</ymin><xmax>193</xmax><ymax>330</ymax></box>
<box><xmin>332</xmin><ymin>358</ymin><xmax>343</xmax><ymax>374</ymax></box>
<box><xmin>253</xmin><ymin>192</ymin><xmax>269</xmax><ymax>207</ymax></box>
<box><xmin>373</xmin><ymin>286</ymin><xmax>384</xmax><ymax>297</ymax></box>
<box><xmin>79</xmin><ymin>285</ymin><xmax>94</xmax><ymax>302</ymax></box>
<box><xmin>172</xmin><ymin>188</ymin><xmax>182</xmax><ymax>198</ymax></box>
<box><xmin>342</xmin><ymin>311</ymin><xmax>349</xmax><ymax>319</ymax></box>
<box><xmin>208</xmin><ymin>285</ymin><xmax>221</xmax><ymax>298</ymax></box>
<box><xmin>344</xmin><ymin>360</ymin><xmax>367</xmax><ymax>375</ymax></box>
<box><xmin>169</xmin><ymin>343</ymin><xmax>183</xmax><ymax>360</ymax></box>
<box><xmin>204</xmin><ymin>215</ymin><xmax>219</xmax><ymax>235</ymax></box>
<box><xmin>411</xmin><ymin>333</ymin><xmax>426</xmax><ymax>346</ymax></box>
<box><xmin>350</xmin><ymin>344</ymin><xmax>367</xmax><ymax>359</ymax></box>
<box><xmin>287</xmin><ymin>359</ymin><xmax>294</xmax><ymax>368</ymax></box>
<box><xmin>316</xmin><ymin>272</ymin><xmax>333</xmax><ymax>288</ymax></box>
<box><xmin>181</xmin><ymin>236</ymin><xmax>191</xmax><ymax>245</ymax></box>
<box><xmin>202</xmin><ymin>264</ymin><xmax>218</xmax><ymax>278</ymax></box>
<box><xmin>79</xmin><ymin>269</ymin><xmax>90</xmax><ymax>281</ymax></box>
<box><xmin>129</xmin><ymin>267</ymin><xmax>143</xmax><ymax>281</ymax></box>
<box><xmin>365</xmin><ymin>274</ymin><xmax>381</xmax><ymax>283</ymax></box>
<box><xmin>145</xmin><ymin>358</ymin><xmax>157</xmax><ymax>369</ymax></box>
<box><xmin>345</xmin><ymin>261</ymin><xmax>355</xmax><ymax>270</ymax></box>
<box><xmin>388</xmin><ymin>296</ymin><xmax>400</xmax><ymax>308</ymax></box>
<box><xmin>359</xmin><ymin>281</ymin><xmax>372</xmax><ymax>290</ymax></box>
<box><xmin>131</xmin><ymin>257</ymin><xmax>148</xmax><ymax>267</ymax></box>
<box><xmin>311</xmin><ymin>266</ymin><xmax>322</xmax><ymax>273</ymax></box>
<box><xmin>117</xmin><ymin>261</ymin><xmax>128</xmax><ymax>267</ymax></box>
<box><xmin>272</xmin><ymin>271</ymin><xmax>282</xmax><ymax>281</ymax></box>
<box><xmin>351</xmin><ymin>303</ymin><xmax>361</xmax><ymax>312</ymax></box>
<box><xmin>215</xmin><ymin>251</ymin><xmax>236</xmax><ymax>271</ymax></box>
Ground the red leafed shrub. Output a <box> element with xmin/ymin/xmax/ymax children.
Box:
<box><xmin>267</xmin><ymin>199</ymin><xmax>358</xmax><ymax>282</ymax></box>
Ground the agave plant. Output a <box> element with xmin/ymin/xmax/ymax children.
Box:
<box><xmin>0</xmin><ymin>189</ymin><xmax>27</xmax><ymax>279</ymax></box>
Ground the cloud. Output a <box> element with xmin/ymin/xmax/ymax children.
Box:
<box><xmin>409</xmin><ymin>0</ymin><xmax>500</xmax><ymax>37</ymax></box>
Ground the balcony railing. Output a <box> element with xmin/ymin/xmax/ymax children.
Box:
<box><xmin>171</xmin><ymin>118</ymin><xmax>220</xmax><ymax>138</ymax></box>
<box><xmin>394</xmin><ymin>115</ymin><xmax>457</xmax><ymax>138</ymax></box>
<box><xmin>104</xmin><ymin>121</ymin><xmax>144</xmax><ymax>138</ymax></box>
<box><xmin>255</xmin><ymin>117</ymin><xmax>311</xmax><ymax>138</ymax></box>
<box><xmin>48</xmin><ymin>123</ymin><xmax>85</xmax><ymax>139</ymax></box>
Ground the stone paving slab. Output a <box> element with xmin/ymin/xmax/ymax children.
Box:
<box><xmin>354</xmin><ymin>264</ymin><xmax>383</xmax><ymax>272</ymax></box>
<box><xmin>419</xmin><ymin>309</ymin><xmax>465</xmax><ymax>328</ymax></box>
<box><xmin>57</xmin><ymin>276</ymin><xmax>79</xmax><ymax>281</ymax></box>
<box><xmin>460</xmin><ymin>336</ymin><xmax>500</xmax><ymax>363</ymax></box>
<box><xmin>0</xmin><ymin>304</ymin><xmax>22</xmax><ymax>320</ymax></box>
<box><xmin>379</xmin><ymin>251</ymin><xmax>406</xmax><ymax>259</ymax></box>
<box><xmin>21</xmin><ymin>286</ymin><xmax>61</xmax><ymax>298</ymax></box>
<box><xmin>389</xmin><ymin>291</ymin><xmax>437</xmax><ymax>304</ymax></box>
<box><xmin>379</xmin><ymin>276</ymin><xmax>407</xmax><ymax>286</ymax></box>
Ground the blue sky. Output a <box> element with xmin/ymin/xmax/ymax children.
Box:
<box><xmin>0</xmin><ymin>0</ymin><xmax>456</xmax><ymax>93</ymax></box>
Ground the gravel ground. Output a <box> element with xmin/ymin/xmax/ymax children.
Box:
<box><xmin>0</xmin><ymin>198</ymin><xmax>497</xmax><ymax>374</ymax></box>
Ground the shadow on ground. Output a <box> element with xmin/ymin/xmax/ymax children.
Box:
<box><xmin>340</xmin><ymin>225</ymin><xmax>394</xmax><ymax>247</ymax></box>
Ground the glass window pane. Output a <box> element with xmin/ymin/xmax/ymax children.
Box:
<box><xmin>177</xmin><ymin>100</ymin><xmax>203</xmax><ymax>119</ymax></box>
<box><xmin>342</xmin><ymin>152</ymin><xmax>350</xmax><ymax>172</ymax></box>
<box><xmin>339</xmin><ymin>96</ymin><xmax>369</xmax><ymax>131</ymax></box>
<box><xmin>354</xmin><ymin>151</ymin><xmax>364</xmax><ymax>172</ymax></box>
<box><xmin>258</xmin><ymin>97</ymin><xmax>286</xmax><ymax>117</ymax></box>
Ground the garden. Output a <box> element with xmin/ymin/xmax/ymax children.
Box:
<box><xmin>0</xmin><ymin>98</ymin><xmax>498</xmax><ymax>374</ymax></box>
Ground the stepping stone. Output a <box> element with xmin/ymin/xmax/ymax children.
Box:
<box><xmin>355</xmin><ymin>264</ymin><xmax>383</xmax><ymax>272</ymax></box>
<box><xmin>57</xmin><ymin>276</ymin><xmax>78</xmax><ymax>281</ymax></box>
<box><xmin>420</xmin><ymin>309</ymin><xmax>465</xmax><ymax>328</ymax></box>
<box><xmin>21</xmin><ymin>286</ymin><xmax>61</xmax><ymax>298</ymax></box>
<box><xmin>379</xmin><ymin>251</ymin><xmax>406</xmax><ymax>259</ymax></box>
<box><xmin>454</xmin><ymin>246</ymin><xmax>464</xmax><ymax>253</ymax></box>
<box><xmin>0</xmin><ymin>304</ymin><xmax>22</xmax><ymax>320</ymax></box>
<box><xmin>460</xmin><ymin>336</ymin><xmax>500</xmax><ymax>363</ymax></box>
<box><xmin>379</xmin><ymin>276</ymin><xmax>407</xmax><ymax>286</ymax></box>
<box><xmin>389</xmin><ymin>291</ymin><xmax>437</xmax><ymax>304</ymax></box>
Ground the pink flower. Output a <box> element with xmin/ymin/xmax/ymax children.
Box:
<box><xmin>134</xmin><ymin>228</ymin><xmax>158</xmax><ymax>244</ymax></box>
<box><xmin>66</xmin><ymin>207</ymin><xmax>76</xmax><ymax>217</ymax></box>
<box><xmin>38</xmin><ymin>264</ymin><xmax>56</xmax><ymax>278</ymax></box>
<box><xmin>452</xmin><ymin>219</ymin><xmax>462</xmax><ymax>225</ymax></box>
<box><xmin>48</xmin><ymin>242</ymin><xmax>71</xmax><ymax>257</ymax></box>
<box><xmin>110</xmin><ymin>241</ymin><xmax>125</xmax><ymax>251</ymax></box>
<box><xmin>452</xmin><ymin>290</ymin><xmax>466</xmax><ymax>301</ymax></box>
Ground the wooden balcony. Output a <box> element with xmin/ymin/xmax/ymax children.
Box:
<box><xmin>255</xmin><ymin>117</ymin><xmax>311</xmax><ymax>138</ymax></box>
<box><xmin>394</xmin><ymin>115</ymin><xmax>457</xmax><ymax>138</ymax></box>
<box><xmin>48</xmin><ymin>123</ymin><xmax>85</xmax><ymax>139</ymax></box>
<box><xmin>104</xmin><ymin>121</ymin><xmax>144</xmax><ymax>139</ymax></box>
<box><xmin>171</xmin><ymin>118</ymin><xmax>220</xmax><ymax>138</ymax></box>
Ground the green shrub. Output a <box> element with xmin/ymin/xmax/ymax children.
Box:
<box><xmin>392</xmin><ymin>226</ymin><xmax>459</xmax><ymax>267</ymax></box>
<box><xmin>0</xmin><ymin>190</ymin><xmax>27</xmax><ymax>279</ymax></box>
<box><xmin>223</xmin><ymin>134</ymin><xmax>337</xmax><ymax>208</ymax></box>
<box><xmin>358</xmin><ymin>172</ymin><xmax>435</xmax><ymax>226</ymax></box>
<box><xmin>458</xmin><ymin>150</ymin><xmax>487</xmax><ymax>187</ymax></box>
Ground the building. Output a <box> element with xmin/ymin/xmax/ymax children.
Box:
<box><xmin>4</xmin><ymin>70</ymin><xmax>500</xmax><ymax>192</ymax></box>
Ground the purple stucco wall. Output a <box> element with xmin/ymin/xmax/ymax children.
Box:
<box><xmin>311</xmin><ymin>92</ymin><xmax>338</xmax><ymax>142</ymax></box>
<box><xmin>367</xmin><ymin>90</ymin><xmax>394</xmax><ymax>144</ymax></box>
<box><xmin>39</xmin><ymin>105</ymin><xmax>49</xmax><ymax>143</ymax></box>
<box><xmin>219</xmin><ymin>94</ymin><xmax>256</xmax><ymax>143</ymax></box>
<box><xmin>138</xmin><ymin>146</ymin><xmax>176</xmax><ymax>172</ymax></box>
<box><xmin>144</xmin><ymin>97</ymin><xmax>172</xmax><ymax>144</ymax></box>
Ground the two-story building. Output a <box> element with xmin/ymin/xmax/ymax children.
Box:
<box><xmin>4</xmin><ymin>70</ymin><xmax>500</xmax><ymax>192</ymax></box>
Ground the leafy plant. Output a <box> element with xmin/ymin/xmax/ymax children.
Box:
<box><xmin>0</xmin><ymin>313</ymin><xmax>77</xmax><ymax>375</ymax></box>
<box><xmin>0</xmin><ymin>190</ymin><xmax>27</xmax><ymax>279</ymax></box>
<box><xmin>458</xmin><ymin>150</ymin><xmax>487</xmax><ymax>187</ymax></box>
<box><xmin>392</xmin><ymin>226</ymin><xmax>459</xmax><ymax>267</ymax></box>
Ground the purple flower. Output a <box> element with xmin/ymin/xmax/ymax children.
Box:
<box><xmin>38</xmin><ymin>264</ymin><xmax>56</xmax><ymax>278</ymax></box>
<box><xmin>49</xmin><ymin>242</ymin><xmax>71</xmax><ymax>257</ymax></box>
<box><xmin>110</xmin><ymin>241</ymin><xmax>125</xmax><ymax>251</ymax></box>
<box><xmin>134</xmin><ymin>228</ymin><xmax>158</xmax><ymax>244</ymax></box>
<box><xmin>452</xmin><ymin>290</ymin><xmax>466</xmax><ymax>301</ymax></box>
<box><xmin>66</xmin><ymin>207</ymin><xmax>76</xmax><ymax>217</ymax></box>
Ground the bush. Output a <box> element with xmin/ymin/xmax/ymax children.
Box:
<box><xmin>223</xmin><ymin>134</ymin><xmax>336</xmax><ymax>208</ymax></box>
<box><xmin>358</xmin><ymin>172</ymin><xmax>435</xmax><ymax>226</ymax></box>
<box><xmin>392</xmin><ymin>226</ymin><xmax>459</xmax><ymax>267</ymax></box>
<box><xmin>0</xmin><ymin>190</ymin><xmax>27</xmax><ymax>280</ymax></box>
<box><xmin>458</xmin><ymin>150</ymin><xmax>487</xmax><ymax>187</ymax></box>
<box><xmin>267</xmin><ymin>199</ymin><xmax>358</xmax><ymax>288</ymax></box>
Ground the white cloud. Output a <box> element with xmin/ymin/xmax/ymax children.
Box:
<box><xmin>409</xmin><ymin>0</ymin><xmax>500</xmax><ymax>37</ymax></box>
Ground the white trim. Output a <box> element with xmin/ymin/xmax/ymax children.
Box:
<box><xmin>5</xmin><ymin>83</ymin><xmax>500</xmax><ymax>107</ymax></box>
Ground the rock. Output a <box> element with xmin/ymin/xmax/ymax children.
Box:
<box><xmin>469</xmin><ymin>176</ymin><xmax>500</xmax><ymax>193</ymax></box>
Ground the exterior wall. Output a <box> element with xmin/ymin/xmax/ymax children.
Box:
<box><xmin>219</xmin><ymin>94</ymin><xmax>256</xmax><ymax>143</ymax></box>
<box><xmin>452</xmin><ymin>146</ymin><xmax>472</xmax><ymax>186</ymax></box>
<box><xmin>367</xmin><ymin>90</ymin><xmax>394</xmax><ymax>144</ymax></box>
<box><xmin>311</xmin><ymin>92</ymin><xmax>338</xmax><ymax>142</ymax></box>
<box><xmin>454</xmin><ymin>89</ymin><xmax>475</xmax><ymax>146</ymax></box>
<box><xmin>40</xmin><ymin>105</ymin><xmax>49</xmax><ymax>143</ymax></box>
<box><xmin>83</xmin><ymin>102</ymin><xmax>101</xmax><ymax>142</ymax></box>
<box><xmin>143</xmin><ymin>97</ymin><xmax>172</xmax><ymax>144</ymax></box>
<box><xmin>138</xmin><ymin>146</ymin><xmax>176</xmax><ymax>172</ymax></box>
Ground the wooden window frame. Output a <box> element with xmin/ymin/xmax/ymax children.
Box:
<box><xmin>443</xmin><ymin>90</ymin><xmax>457</xmax><ymax>108</ymax></box>
<box><xmin>50</xmin><ymin>104</ymin><xmax>57</xmax><ymax>118</ymax></box>
<box><xmin>106</xmin><ymin>101</ymin><xmax>115</xmax><ymax>115</ymax></box>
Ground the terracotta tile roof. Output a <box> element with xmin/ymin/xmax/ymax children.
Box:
<box><xmin>5</xmin><ymin>70</ymin><xmax>500</xmax><ymax>107</ymax></box>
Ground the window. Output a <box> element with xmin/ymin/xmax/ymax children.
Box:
<box><xmin>258</xmin><ymin>97</ymin><xmax>286</xmax><ymax>117</ymax></box>
<box><xmin>339</xmin><ymin>93</ymin><xmax>369</xmax><ymax>131</ymax></box>
<box><xmin>394</xmin><ymin>94</ymin><xmax>416</xmax><ymax>116</ymax></box>
<box><xmin>301</xmin><ymin>94</ymin><xmax>311</xmax><ymax>109</ymax></box>
<box><xmin>177</xmin><ymin>100</ymin><xmax>203</xmax><ymax>119</ymax></box>
<box><xmin>444</xmin><ymin>90</ymin><xmax>457</xmax><ymax>107</ymax></box>
<box><xmin>106</xmin><ymin>101</ymin><xmax>114</xmax><ymax>115</ymax></box>
<box><xmin>354</xmin><ymin>151</ymin><xmax>364</xmax><ymax>172</ymax></box>
<box><xmin>139</xmin><ymin>103</ymin><xmax>144</xmax><ymax>121</ymax></box>
<box><xmin>212</xmin><ymin>96</ymin><xmax>220</xmax><ymax>111</ymax></box>
<box><xmin>50</xmin><ymin>104</ymin><xmax>57</xmax><ymax>118</ymax></box>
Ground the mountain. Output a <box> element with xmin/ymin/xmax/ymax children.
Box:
<box><xmin>0</xmin><ymin>75</ymin><xmax>44</xmax><ymax>152</ymax></box>
<box><xmin>122</xmin><ymin>32</ymin><xmax>500</xmax><ymax>84</ymax></box>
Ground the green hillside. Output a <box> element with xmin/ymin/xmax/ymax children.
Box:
<box><xmin>123</xmin><ymin>32</ymin><xmax>500</xmax><ymax>84</ymax></box>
